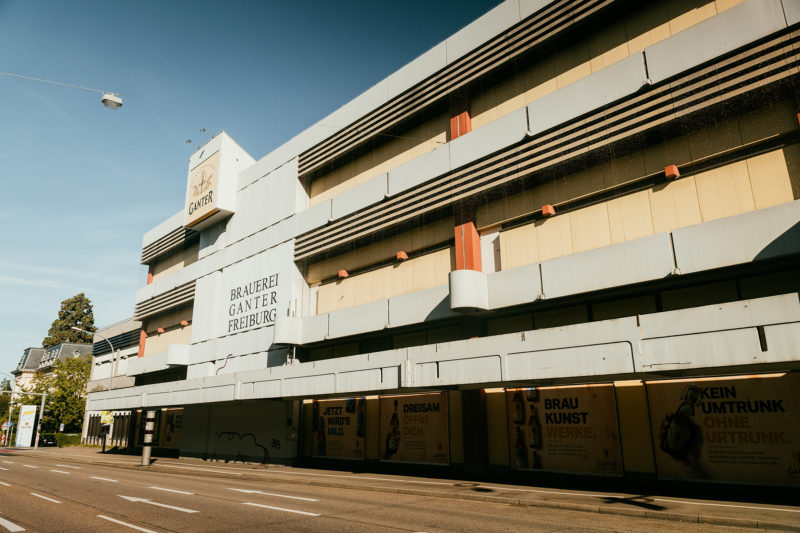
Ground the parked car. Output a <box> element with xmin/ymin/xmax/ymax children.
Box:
<box><xmin>37</xmin><ymin>434</ymin><xmax>57</xmax><ymax>447</ymax></box>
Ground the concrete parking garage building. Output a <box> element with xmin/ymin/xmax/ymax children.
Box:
<box><xmin>87</xmin><ymin>0</ymin><xmax>800</xmax><ymax>486</ymax></box>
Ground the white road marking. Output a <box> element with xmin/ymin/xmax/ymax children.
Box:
<box><xmin>50</xmin><ymin>470</ymin><xmax>70</xmax><ymax>475</ymax></box>
<box><xmin>243</xmin><ymin>502</ymin><xmax>319</xmax><ymax>516</ymax></box>
<box><xmin>29</xmin><ymin>493</ymin><xmax>60</xmax><ymax>504</ymax></box>
<box><xmin>654</xmin><ymin>498</ymin><xmax>800</xmax><ymax>513</ymax></box>
<box><xmin>0</xmin><ymin>515</ymin><xmax>25</xmax><ymax>532</ymax></box>
<box><xmin>159</xmin><ymin>462</ymin><xmax>452</xmax><ymax>485</ymax></box>
<box><xmin>0</xmin><ymin>468</ymin><xmax>7</xmax><ymax>471</ymax></box>
<box><xmin>90</xmin><ymin>476</ymin><xmax>118</xmax><ymax>483</ymax></box>
<box><xmin>1</xmin><ymin>461</ymin><xmax>13</xmax><ymax>465</ymax></box>
<box><xmin>118</xmin><ymin>495</ymin><xmax>198</xmax><ymax>514</ymax></box>
<box><xmin>0</xmin><ymin>481</ymin><xmax>10</xmax><ymax>487</ymax></box>
<box><xmin>97</xmin><ymin>515</ymin><xmax>156</xmax><ymax>533</ymax></box>
<box><xmin>55</xmin><ymin>464</ymin><xmax>80</xmax><ymax>470</ymax></box>
<box><xmin>21</xmin><ymin>466</ymin><xmax>37</xmax><ymax>469</ymax></box>
<box><xmin>228</xmin><ymin>488</ymin><xmax>317</xmax><ymax>501</ymax></box>
<box><xmin>159</xmin><ymin>464</ymin><xmax>242</xmax><ymax>475</ymax></box>
<box><xmin>149</xmin><ymin>486</ymin><xmax>193</xmax><ymax>495</ymax></box>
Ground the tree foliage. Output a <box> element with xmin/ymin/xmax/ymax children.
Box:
<box><xmin>0</xmin><ymin>378</ymin><xmax>10</xmax><ymax>425</ymax></box>
<box><xmin>29</xmin><ymin>355</ymin><xmax>92</xmax><ymax>433</ymax></box>
<box><xmin>42</xmin><ymin>293</ymin><xmax>96</xmax><ymax>348</ymax></box>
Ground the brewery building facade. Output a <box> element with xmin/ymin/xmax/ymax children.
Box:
<box><xmin>86</xmin><ymin>0</ymin><xmax>800</xmax><ymax>485</ymax></box>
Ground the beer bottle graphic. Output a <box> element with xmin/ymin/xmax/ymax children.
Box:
<box><xmin>528</xmin><ymin>406</ymin><xmax>542</xmax><ymax>449</ymax></box>
<box><xmin>512</xmin><ymin>391</ymin><xmax>525</xmax><ymax>424</ymax></box>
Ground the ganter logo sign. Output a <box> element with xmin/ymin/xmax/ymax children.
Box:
<box><xmin>185</xmin><ymin>151</ymin><xmax>220</xmax><ymax>226</ymax></box>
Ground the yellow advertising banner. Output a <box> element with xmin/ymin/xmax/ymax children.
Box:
<box><xmin>311</xmin><ymin>398</ymin><xmax>366</xmax><ymax>460</ymax></box>
<box><xmin>647</xmin><ymin>373</ymin><xmax>800</xmax><ymax>485</ymax></box>
<box><xmin>380</xmin><ymin>392</ymin><xmax>449</xmax><ymax>464</ymax></box>
<box><xmin>506</xmin><ymin>385</ymin><xmax>622</xmax><ymax>475</ymax></box>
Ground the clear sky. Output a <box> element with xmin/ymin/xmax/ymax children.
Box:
<box><xmin>0</xmin><ymin>1</ymin><xmax>502</xmax><ymax>374</ymax></box>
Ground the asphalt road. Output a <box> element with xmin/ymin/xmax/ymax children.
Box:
<box><xmin>0</xmin><ymin>448</ymin><xmax>798</xmax><ymax>532</ymax></box>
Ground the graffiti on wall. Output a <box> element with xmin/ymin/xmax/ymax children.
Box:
<box><xmin>205</xmin><ymin>431</ymin><xmax>280</xmax><ymax>465</ymax></box>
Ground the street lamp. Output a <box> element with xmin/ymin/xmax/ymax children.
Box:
<box><xmin>0</xmin><ymin>71</ymin><xmax>122</xmax><ymax>109</ymax></box>
<box><xmin>71</xmin><ymin>327</ymin><xmax>117</xmax><ymax>392</ymax></box>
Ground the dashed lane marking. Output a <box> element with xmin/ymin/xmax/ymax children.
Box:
<box><xmin>228</xmin><ymin>488</ymin><xmax>318</xmax><ymax>501</ymax></box>
<box><xmin>50</xmin><ymin>470</ymin><xmax>70</xmax><ymax>475</ymax></box>
<box><xmin>97</xmin><ymin>515</ymin><xmax>157</xmax><ymax>533</ymax></box>
<box><xmin>149</xmin><ymin>487</ymin><xmax>194</xmax><ymax>495</ymax></box>
<box><xmin>0</xmin><ymin>468</ymin><xmax>7</xmax><ymax>471</ymax></box>
<box><xmin>1</xmin><ymin>462</ymin><xmax>13</xmax><ymax>465</ymax></box>
<box><xmin>55</xmin><ymin>464</ymin><xmax>80</xmax><ymax>470</ymax></box>
<box><xmin>29</xmin><ymin>493</ymin><xmax>60</xmax><ymax>504</ymax></box>
<box><xmin>118</xmin><ymin>495</ymin><xmax>198</xmax><ymax>514</ymax></box>
<box><xmin>0</xmin><ymin>482</ymin><xmax>10</xmax><ymax>487</ymax></box>
<box><xmin>90</xmin><ymin>476</ymin><xmax>118</xmax><ymax>483</ymax></box>
<box><xmin>242</xmin><ymin>502</ymin><xmax>319</xmax><ymax>516</ymax></box>
<box><xmin>0</xmin><ymin>515</ymin><xmax>25</xmax><ymax>532</ymax></box>
<box><xmin>21</xmin><ymin>466</ymin><xmax>36</xmax><ymax>470</ymax></box>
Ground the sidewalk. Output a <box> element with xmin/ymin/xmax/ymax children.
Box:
<box><xmin>6</xmin><ymin>446</ymin><xmax>800</xmax><ymax>531</ymax></box>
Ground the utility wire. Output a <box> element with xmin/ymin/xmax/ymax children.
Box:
<box><xmin>0</xmin><ymin>71</ymin><xmax>107</xmax><ymax>94</ymax></box>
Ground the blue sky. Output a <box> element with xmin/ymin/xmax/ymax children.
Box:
<box><xmin>0</xmin><ymin>1</ymin><xmax>501</xmax><ymax>373</ymax></box>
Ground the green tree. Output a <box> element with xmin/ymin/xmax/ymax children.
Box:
<box><xmin>0</xmin><ymin>378</ymin><xmax>10</xmax><ymax>425</ymax></box>
<box><xmin>42</xmin><ymin>293</ymin><xmax>96</xmax><ymax>348</ymax></box>
<box><xmin>30</xmin><ymin>355</ymin><xmax>92</xmax><ymax>433</ymax></box>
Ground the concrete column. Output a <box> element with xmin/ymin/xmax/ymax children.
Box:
<box><xmin>141</xmin><ymin>410</ymin><xmax>156</xmax><ymax>466</ymax></box>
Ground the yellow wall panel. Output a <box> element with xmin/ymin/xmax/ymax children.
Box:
<box><xmin>695</xmin><ymin>161</ymin><xmax>754</xmax><ymax>222</ymax></box>
<box><xmin>746</xmin><ymin>150</ymin><xmax>794</xmax><ymax>209</ymax></box>
<box><xmin>607</xmin><ymin>190</ymin><xmax>654</xmax><ymax>244</ymax></box>
<box><xmin>499</xmin><ymin>223</ymin><xmax>538</xmax><ymax>270</ymax></box>
<box><xmin>649</xmin><ymin>177</ymin><xmax>701</xmax><ymax>233</ymax></box>
<box><xmin>307</xmin><ymin>217</ymin><xmax>453</xmax><ymax>283</ymax></box>
<box><xmin>143</xmin><ymin>324</ymin><xmax>192</xmax><ymax>357</ymax></box>
<box><xmin>310</xmin><ymin>112</ymin><xmax>448</xmax><ymax>205</ymax></box>
<box><xmin>569</xmin><ymin>203</ymin><xmax>612</xmax><ymax>253</ymax></box>
<box><xmin>316</xmin><ymin>247</ymin><xmax>452</xmax><ymax>314</ymax></box>
<box><xmin>535</xmin><ymin>215</ymin><xmax>573</xmax><ymax>261</ymax></box>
